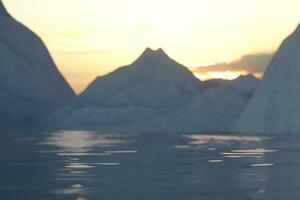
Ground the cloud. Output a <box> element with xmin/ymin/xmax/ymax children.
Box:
<box><xmin>192</xmin><ymin>52</ymin><xmax>274</xmax><ymax>75</ymax></box>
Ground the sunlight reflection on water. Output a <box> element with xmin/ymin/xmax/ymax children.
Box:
<box><xmin>40</xmin><ymin>131</ymin><xmax>132</xmax><ymax>152</ymax></box>
<box><xmin>208</xmin><ymin>160</ymin><xmax>223</xmax><ymax>163</ymax></box>
<box><xmin>250</xmin><ymin>163</ymin><xmax>274</xmax><ymax>167</ymax></box>
<box><xmin>53</xmin><ymin>184</ymin><xmax>86</xmax><ymax>194</ymax></box>
<box><xmin>38</xmin><ymin>130</ymin><xmax>137</xmax><ymax>199</ymax></box>
<box><xmin>183</xmin><ymin>134</ymin><xmax>269</xmax><ymax>145</ymax></box>
<box><xmin>1</xmin><ymin>131</ymin><xmax>286</xmax><ymax>199</ymax></box>
<box><xmin>181</xmin><ymin>134</ymin><xmax>278</xmax><ymax>169</ymax></box>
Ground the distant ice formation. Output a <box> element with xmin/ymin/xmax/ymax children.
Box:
<box><xmin>44</xmin><ymin>48</ymin><xmax>259</xmax><ymax>133</ymax></box>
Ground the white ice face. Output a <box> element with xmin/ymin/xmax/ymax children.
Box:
<box><xmin>233</xmin><ymin>25</ymin><xmax>300</xmax><ymax>134</ymax></box>
<box><xmin>0</xmin><ymin>1</ymin><xmax>75</xmax><ymax>129</ymax></box>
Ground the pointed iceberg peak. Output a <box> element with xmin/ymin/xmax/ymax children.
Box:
<box><xmin>155</xmin><ymin>47</ymin><xmax>167</xmax><ymax>54</ymax></box>
<box><xmin>155</xmin><ymin>48</ymin><xmax>171</xmax><ymax>57</ymax></box>
<box><xmin>142</xmin><ymin>47</ymin><xmax>156</xmax><ymax>55</ymax></box>
<box><xmin>143</xmin><ymin>47</ymin><xmax>165</xmax><ymax>53</ymax></box>
<box><xmin>137</xmin><ymin>47</ymin><xmax>171</xmax><ymax>61</ymax></box>
<box><xmin>0</xmin><ymin>0</ymin><xmax>9</xmax><ymax>16</ymax></box>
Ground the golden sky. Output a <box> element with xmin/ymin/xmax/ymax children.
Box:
<box><xmin>3</xmin><ymin>0</ymin><xmax>300</xmax><ymax>93</ymax></box>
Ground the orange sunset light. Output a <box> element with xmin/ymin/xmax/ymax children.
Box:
<box><xmin>3</xmin><ymin>0</ymin><xmax>300</xmax><ymax>93</ymax></box>
<box><xmin>194</xmin><ymin>71</ymin><xmax>248</xmax><ymax>81</ymax></box>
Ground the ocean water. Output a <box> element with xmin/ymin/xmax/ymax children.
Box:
<box><xmin>0</xmin><ymin>131</ymin><xmax>299</xmax><ymax>200</ymax></box>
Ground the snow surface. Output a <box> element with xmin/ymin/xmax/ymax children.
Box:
<box><xmin>233</xmin><ymin>24</ymin><xmax>300</xmax><ymax>134</ymax></box>
<box><xmin>44</xmin><ymin>48</ymin><xmax>257</xmax><ymax>133</ymax></box>
<box><xmin>0</xmin><ymin>1</ymin><xmax>75</xmax><ymax>129</ymax></box>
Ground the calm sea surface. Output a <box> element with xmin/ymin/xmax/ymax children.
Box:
<box><xmin>0</xmin><ymin>131</ymin><xmax>299</xmax><ymax>200</ymax></box>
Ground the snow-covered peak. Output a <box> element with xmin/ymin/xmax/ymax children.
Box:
<box><xmin>141</xmin><ymin>47</ymin><xmax>169</xmax><ymax>57</ymax></box>
<box><xmin>126</xmin><ymin>47</ymin><xmax>201</xmax><ymax>86</ymax></box>
<box><xmin>133</xmin><ymin>47</ymin><xmax>172</xmax><ymax>67</ymax></box>
<box><xmin>79</xmin><ymin>48</ymin><xmax>203</xmax><ymax>107</ymax></box>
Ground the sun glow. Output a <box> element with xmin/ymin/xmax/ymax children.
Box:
<box><xmin>194</xmin><ymin>71</ymin><xmax>249</xmax><ymax>81</ymax></box>
<box><xmin>3</xmin><ymin>0</ymin><xmax>300</xmax><ymax>92</ymax></box>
